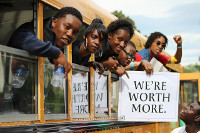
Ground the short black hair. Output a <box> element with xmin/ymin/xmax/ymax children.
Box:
<box><xmin>107</xmin><ymin>18</ymin><xmax>134</xmax><ymax>39</ymax></box>
<box><xmin>54</xmin><ymin>7</ymin><xmax>83</xmax><ymax>23</ymax></box>
<box><xmin>127</xmin><ymin>41</ymin><xmax>136</xmax><ymax>49</ymax></box>
<box><xmin>145</xmin><ymin>32</ymin><xmax>168</xmax><ymax>49</ymax></box>
<box><xmin>84</xmin><ymin>18</ymin><xmax>108</xmax><ymax>44</ymax></box>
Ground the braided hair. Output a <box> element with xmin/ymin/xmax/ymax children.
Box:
<box><xmin>84</xmin><ymin>18</ymin><xmax>108</xmax><ymax>44</ymax></box>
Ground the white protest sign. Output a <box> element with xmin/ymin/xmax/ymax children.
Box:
<box><xmin>72</xmin><ymin>72</ymin><xmax>89</xmax><ymax>114</ymax></box>
<box><xmin>150</xmin><ymin>57</ymin><xmax>168</xmax><ymax>72</ymax></box>
<box><xmin>95</xmin><ymin>72</ymin><xmax>108</xmax><ymax>108</ymax></box>
<box><xmin>118</xmin><ymin>71</ymin><xmax>180</xmax><ymax>122</ymax></box>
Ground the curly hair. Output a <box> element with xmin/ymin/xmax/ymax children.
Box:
<box><xmin>145</xmin><ymin>32</ymin><xmax>168</xmax><ymax>49</ymax></box>
<box><xmin>107</xmin><ymin>18</ymin><xmax>134</xmax><ymax>39</ymax></box>
<box><xmin>84</xmin><ymin>18</ymin><xmax>108</xmax><ymax>44</ymax></box>
<box><xmin>54</xmin><ymin>7</ymin><xmax>83</xmax><ymax>23</ymax></box>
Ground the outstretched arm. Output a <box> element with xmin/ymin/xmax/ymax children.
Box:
<box><xmin>125</xmin><ymin>61</ymin><xmax>141</xmax><ymax>70</ymax></box>
<box><xmin>125</xmin><ymin>60</ymin><xmax>153</xmax><ymax>75</ymax></box>
<box><xmin>8</xmin><ymin>23</ymin><xmax>72</xmax><ymax>77</ymax></box>
<box><xmin>173</xmin><ymin>35</ymin><xmax>182</xmax><ymax>63</ymax></box>
<box><xmin>167</xmin><ymin>35</ymin><xmax>182</xmax><ymax>64</ymax></box>
<box><xmin>8</xmin><ymin>24</ymin><xmax>60</xmax><ymax>59</ymax></box>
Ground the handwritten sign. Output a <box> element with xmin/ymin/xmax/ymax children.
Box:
<box><xmin>95</xmin><ymin>72</ymin><xmax>108</xmax><ymax>108</ymax></box>
<box><xmin>118</xmin><ymin>71</ymin><xmax>180</xmax><ymax>122</ymax></box>
<box><xmin>72</xmin><ymin>72</ymin><xmax>89</xmax><ymax>114</ymax></box>
<box><xmin>72</xmin><ymin>72</ymin><xmax>108</xmax><ymax>114</ymax></box>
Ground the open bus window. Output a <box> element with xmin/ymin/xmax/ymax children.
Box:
<box><xmin>72</xmin><ymin>64</ymin><xmax>90</xmax><ymax>118</ymax></box>
<box><xmin>0</xmin><ymin>46</ymin><xmax>37</xmax><ymax>122</ymax></box>
<box><xmin>0</xmin><ymin>0</ymin><xmax>33</xmax><ymax>46</ymax></box>
<box><xmin>72</xmin><ymin>23</ymin><xmax>89</xmax><ymax>65</ymax></box>
<box><xmin>43</xmin><ymin>3</ymin><xmax>57</xmax><ymax>19</ymax></box>
<box><xmin>72</xmin><ymin>23</ymin><xmax>87</xmax><ymax>47</ymax></box>
<box><xmin>95</xmin><ymin>71</ymin><xmax>109</xmax><ymax>117</ymax></box>
<box><xmin>43</xmin><ymin>4</ymin><xmax>67</xmax><ymax>120</ymax></box>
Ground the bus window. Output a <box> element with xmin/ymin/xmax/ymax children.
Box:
<box><xmin>42</xmin><ymin>4</ymin><xmax>67</xmax><ymax>120</ymax></box>
<box><xmin>181</xmin><ymin>80</ymin><xmax>198</xmax><ymax>104</ymax></box>
<box><xmin>43</xmin><ymin>58</ymin><xmax>66</xmax><ymax>119</ymax></box>
<box><xmin>95</xmin><ymin>71</ymin><xmax>109</xmax><ymax>117</ymax></box>
<box><xmin>72</xmin><ymin>23</ymin><xmax>88</xmax><ymax>66</ymax></box>
<box><xmin>0</xmin><ymin>0</ymin><xmax>37</xmax><ymax>122</ymax></box>
<box><xmin>72</xmin><ymin>23</ymin><xmax>87</xmax><ymax>47</ymax></box>
<box><xmin>0</xmin><ymin>0</ymin><xmax>33</xmax><ymax>46</ymax></box>
<box><xmin>72</xmin><ymin>64</ymin><xmax>90</xmax><ymax>118</ymax></box>
<box><xmin>0</xmin><ymin>45</ymin><xmax>37</xmax><ymax>122</ymax></box>
<box><xmin>70</xmin><ymin>21</ymin><xmax>90</xmax><ymax>118</ymax></box>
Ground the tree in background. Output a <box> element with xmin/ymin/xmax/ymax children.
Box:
<box><xmin>183</xmin><ymin>57</ymin><xmax>200</xmax><ymax>73</ymax></box>
<box><xmin>112</xmin><ymin>10</ymin><xmax>140</xmax><ymax>32</ymax></box>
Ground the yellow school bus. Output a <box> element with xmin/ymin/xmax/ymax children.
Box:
<box><xmin>0</xmin><ymin>0</ymin><xmax>199</xmax><ymax>132</ymax></box>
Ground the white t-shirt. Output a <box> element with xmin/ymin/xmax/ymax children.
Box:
<box><xmin>171</xmin><ymin>126</ymin><xmax>200</xmax><ymax>133</ymax></box>
<box><xmin>171</xmin><ymin>126</ymin><xmax>185</xmax><ymax>133</ymax></box>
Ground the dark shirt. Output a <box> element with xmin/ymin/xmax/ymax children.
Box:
<box><xmin>7</xmin><ymin>18</ymin><xmax>60</xmax><ymax>59</ymax></box>
<box><xmin>72</xmin><ymin>41</ymin><xmax>91</xmax><ymax>66</ymax></box>
<box><xmin>95</xmin><ymin>41</ymin><xmax>117</xmax><ymax>62</ymax></box>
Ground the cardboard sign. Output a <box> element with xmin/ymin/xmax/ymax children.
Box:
<box><xmin>118</xmin><ymin>71</ymin><xmax>180</xmax><ymax>122</ymax></box>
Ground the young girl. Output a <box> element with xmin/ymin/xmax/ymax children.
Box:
<box><xmin>95</xmin><ymin>18</ymin><xmax>134</xmax><ymax>71</ymax></box>
<box><xmin>72</xmin><ymin>18</ymin><xmax>108</xmax><ymax>74</ymax></box>
<box><xmin>136</xmin><ymin>32</ymin><xmax>182</xmax><ymax>66</ymax></box>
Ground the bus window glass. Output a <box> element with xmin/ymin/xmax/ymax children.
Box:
<box><xmin>44</xmin><ymin>58</ymin><xmax>65</xmax><ymax>115</ymax></box>
<box><xmin>182</xmin><ymin>80</ymin><xmax>198</xmax><ymax>104</ymax></box>
<box><xmin>0</xmin><ymin>49</ymin><xmax>37</xmax><ymax>122</ymax></box>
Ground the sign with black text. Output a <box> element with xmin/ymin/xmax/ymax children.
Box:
<box><xmin>72</xmin><ymin>72</ymin><xmax>89</xmax><ymax>114</ymax></box>
<box><xmin>118</xmin><ymin>71</ymin><xmax>180</xmax><ymax>122</ymax></box>
<box><xmin>95</xmin><ymin>72</ymin><xmax>108</xmax><ymax>108</ymax></box>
